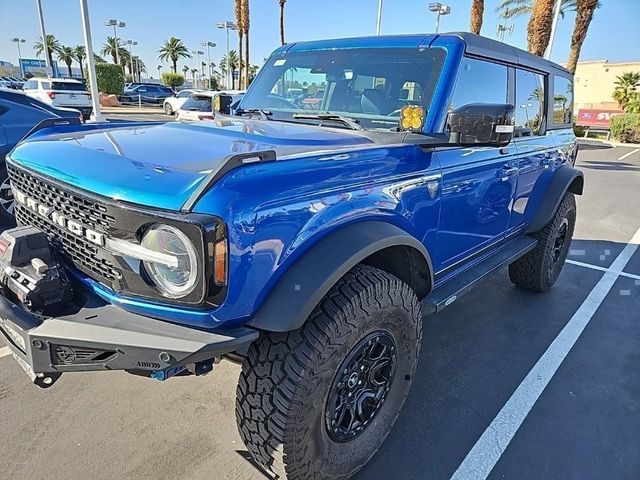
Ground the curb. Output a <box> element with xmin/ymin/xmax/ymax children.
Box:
<box><xmin>578</xmin><ymin>138</ymin><xmax>640</xmax><ymax>148</ymax></box>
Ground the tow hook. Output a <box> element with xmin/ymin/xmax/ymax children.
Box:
<box><xmin>150</xmin><ymin>357</ymin><xmax>219</xmax><ymax>381</ymax></box>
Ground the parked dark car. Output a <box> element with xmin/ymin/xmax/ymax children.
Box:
<box><xmin>1</xmin><ymin>76</ymin><xmax>23</xmax><ymax>90</ymax></box>
<box><xmin>0</xmin><ymin>89</ymin><xmax>82</xmax><ymax>223</ymax></box>
<box><xmin>120</xmin><ymin>84</ymin><xmax>174</xmax><ymax>104</ymax></box>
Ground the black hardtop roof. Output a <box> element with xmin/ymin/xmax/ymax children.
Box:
<box><xmin>448</xmin><ymin>32</ymin><xmax>571</xmax><ymax>76</ymax></box>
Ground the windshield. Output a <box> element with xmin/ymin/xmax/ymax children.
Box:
<box><xmin>239</xmin><ymin>47</ymin><xmax>445</xmax><ymax>130</ymax></box>
<box><xmin>182</xmin><ymin>95</ymin><xmax>212</xmax><ymax>112</ymax></box>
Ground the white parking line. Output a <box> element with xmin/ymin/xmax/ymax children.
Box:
<box><xmin>450</xmin><ymin>225</ymin><xmax>640</xmax><ymax>480</ymax></box>
<box><xmin>618</xmin><ymin>148</ymin><xmax>640</xmax><ymax>161</ymax></box>
<box><xmin>0</xmin><ymin>346</ymin><xmax>11</xmax><ymax>359</ymax></box>
<box><xmin>567</xmin><ymin>259</ymin><xmax>640</xmax><ymax>281</ymax></box>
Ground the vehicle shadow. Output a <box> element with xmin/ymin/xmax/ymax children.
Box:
<box><xmin>354</xmin><ymin>240</ymin><xmax>617</xmax><ymax>479</ymax></box>
<box><xmin>579</xmin><ymin>160</ymin><xmax>640</xmax><ymax>172</ymax></box>
<box><xmin>577</xmin><ymin>141</ymin><xmax>615</xmax><ymax>151</ymax></box>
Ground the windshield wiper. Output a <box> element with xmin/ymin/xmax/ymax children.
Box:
<box><xmin>236</xmin><ymin>108</ymin><xmax>273</xmax><ymax>120</ymax></box>
<box><xmin>291</xmin><ymin>113</ymin><xmax>362</xmax><ymax>131</ymax></box>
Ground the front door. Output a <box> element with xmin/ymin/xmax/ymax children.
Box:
<box><xmin>434</xmin><ymin>56</ymin><xmax>517</xmax><ymax>274</ymax></box>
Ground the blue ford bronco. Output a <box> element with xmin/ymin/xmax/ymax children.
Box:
<box><xmin>0</xmin><ymin>33</ymin><xmax>582</xmax><ymax>479</ymax></box>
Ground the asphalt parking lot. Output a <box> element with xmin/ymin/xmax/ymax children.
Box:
<box><xmin>1</xmin><ymin>140</ymin><xmax>639</xmax><ymax>480</ymax></box>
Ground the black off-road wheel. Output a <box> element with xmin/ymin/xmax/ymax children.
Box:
<box><xmin>509</xmin><ymin>192</ymin><xmax>576</xmax><ymax>292</ymax></box>
<box><xmin>236</xmin><ymin>264</ymin><xmax>422</xmax><ymax>480</ymax></box>
<box><xmin>0</xmin><ymin>164</ymin><xmax>16</xmax><ymax>226</ymax></box>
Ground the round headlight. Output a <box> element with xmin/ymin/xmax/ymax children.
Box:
<box><xmin>141</xmin><ymin>224</ymin><xmax>198</xmax><ymax>298</ymax></box>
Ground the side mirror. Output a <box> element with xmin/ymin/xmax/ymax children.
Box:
<box><xmin>447</xmin><ymin>103</ymin><xmax>515</xmax><ymax>147</ymax></box>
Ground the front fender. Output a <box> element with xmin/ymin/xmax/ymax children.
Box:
<box><xmin>248</xmin><ymin>221</ymin><xmax>433</xmax><ymax>332</ymax></box>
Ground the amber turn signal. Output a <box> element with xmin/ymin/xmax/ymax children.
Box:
<box><xmin>214</xmin><ymin>239</ymin><xmax>227</xmax><ymax>285</ymax></box>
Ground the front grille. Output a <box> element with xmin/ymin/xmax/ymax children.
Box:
<box><xmin>8</xmin><ymin>164</ymin><xmax>121</xmax><ymax>283</ymax></box>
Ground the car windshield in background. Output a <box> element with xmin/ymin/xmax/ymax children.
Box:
<box><xmin>183</xmin><ymin>96</ymin><xmax>212</xmax><ymax>111</ymax></box>
<box><xmin>239</xmin><ymin>47</ymin><xmax>445</xmax><ymax>130</ymax></box>
<box><xmin>51</xmin><ymin>82</ymin><xmax>87</xmax><ymax>91</ymax></box>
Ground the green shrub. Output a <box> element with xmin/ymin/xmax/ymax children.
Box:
<box><xmin>161</xmin><ymin>72</ymin><xmax>184</xmax><ymax>88</ymax></box>
<box><xmin>610</xmin><ymin>113</ymin><xmax>640</xmax><ymax>143</ymax></box>
<box><xmin>125</xmin><ymin>74</ymin><xmax>133</xmax><ymax>83</ymax></box>
<box><xmin>94</xmin><ymin>63</ymin><xmax>124</xmax><ymax>95</ymax></box>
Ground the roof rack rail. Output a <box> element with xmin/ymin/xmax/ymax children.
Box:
<box><xmin>181</xmin><ymin>149</ymin><xmax>277</xmax><ymax>212</ymax></box>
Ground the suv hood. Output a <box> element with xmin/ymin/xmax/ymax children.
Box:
<box><xmin>8</xmin><ymin>119</ymin><xmax>373</xmax><ymax>211</ymax></box>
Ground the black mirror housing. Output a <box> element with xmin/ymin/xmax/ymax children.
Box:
<box><xmin>447</xmin><ymin>103</ymin><xmax>515</xmax><ymax>147</ymax></box>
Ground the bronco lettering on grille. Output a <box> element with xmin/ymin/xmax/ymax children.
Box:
<box><xmin>14</xmin><ymin>188</ymin><xmax>106</xmax><ymax>247</ymax></box>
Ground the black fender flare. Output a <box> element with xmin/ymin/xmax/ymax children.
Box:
<box><xmin>248</xmin><ymin>221</ymin><xmax>434</xmax><ymax>332</ymax></box>
<box><xmin>526</xmin><ymin>165</ymin><xmax>583</xmax><ymax>233</ymax></box>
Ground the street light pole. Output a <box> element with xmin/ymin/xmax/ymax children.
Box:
<box><xmin>11</xmin><ymin>38</ymin><xmax>26</xmax><ymax>77</ymax></box>
<box><xmin>217</xmin><ymin>21</ymin><xmax>237</xmax><ymax>89</ymax></box>
<box><xmin>202</xmin><ymin>41</ymin><xmax>215</xmax><ymax>89</ymax></box>
<box><xmin>376</xmin><ymin>0</ymin><xmax>383</xmax><ymax>35</ymax></box>
<box><xmin>104</xmin><ymin>19</ymin><xmax>125</xmax><ymax>68</ymax></box>
<box><xmin>126</xmin><ymin>40</ymin><xmax>137</xmax><ymax>81</ymax></box>
<box><xmin>79</xmin><ymin>0</ymin><xmax>104</xmax><ymax>122</ymax></box>
<box><xmin>428</xmin><ymin>2</ymin><xmax>451</xmax><ymax>33</ymax></box>
<box><xmin>544</xmin><ymin>0</ymin><xmax>562</xmax><ymax>60</ymax></box>
<box><xmin>35</xmin><ymin>0</ymin><xmax>51</xmax><ymax>74</ymax></box>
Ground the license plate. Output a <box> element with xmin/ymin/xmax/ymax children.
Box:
<box><xmin>12</xmin><ymin>351</ymin><xmax>36</xmax><ymax>381</ymax></box>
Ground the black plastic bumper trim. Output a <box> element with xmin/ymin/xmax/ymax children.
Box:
<box><xmin>0</xmin><ymin>292</ymin><xmax>257</xmax><ymax>388</ymax></box>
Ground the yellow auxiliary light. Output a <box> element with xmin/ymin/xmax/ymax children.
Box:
<box><xmin>213</xmin><ymin>94</ymin><xmax>221</xmax><ymax>113</ymax></box>
<box><xmin>399</xmin><ymin>105</ymin><xmax>425</xmax><ymax>132</ymax></box>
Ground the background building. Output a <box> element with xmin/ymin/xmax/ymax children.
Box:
<box><xmin>572</xmin><ymin>59</ymin><xmax>640</xmax><ymax>110</ymax></box>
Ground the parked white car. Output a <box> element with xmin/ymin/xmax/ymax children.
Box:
<box><xmin>23</xmin><ymin>78</ymin><xmax>92</xmax><ymax>119</ymax></box>
<box><xmin>176</xmin><ymin>90</ymin><xmax>245</xmax><ymax>122</ymax></box>
<box><xmin>162</xmin><ymin>89</ymin><xmax>202</xmax><ymax>115</ymax></box>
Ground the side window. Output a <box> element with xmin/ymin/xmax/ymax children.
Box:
<box><xmin>553</xmin><ymin>76</ymin><xmax>573</xmax><ymax>125</ymax></box>
<box><xmin>449</xmin><ymin>58</ymin><xmax>508</xmax><ymax>110</ymax></box>
<box><xmin>41</xmin><ymin>80</ymin><xmax>51</xmax><ymax>90</ymax></box>
<box><xmin>23</xmin><ymin>80</ymin><xmax>36</xmax><ymax>90</ymax></box>
<box><xmin>515</xmin><ymin>69</ymin><xmax>545</xmax><ymax>136</ymax></box>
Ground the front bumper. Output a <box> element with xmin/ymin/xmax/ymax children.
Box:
<box><xmin>0</xmin><ymin>290</ymin><xmax>257</xmax><ymax>388</ymax></box>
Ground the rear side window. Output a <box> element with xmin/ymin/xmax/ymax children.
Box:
<box><xmin>553</xmin><ymin>76</ymin><xmax>573</xmax><ymax>125</ymax></box>
<box><xmin>51</xmin><ymin>81</ymin><xmax>86</xmax><ymax>92</ymax></box>
<box><xmin>449</xmin><ymin>58</ymin><xmax>508</xmax><ymax>110</ymax></box>
<box><xmin>182</xmin><ymin>96</ymin><xmax>212</xmax><ymax>111</ymax></box>
<box><xmin>23</xmin><ymin>79</ymin><xmax>37</xmax><ymax>90</ymax></box>
<box><xmin>515</xmin><ymin>69</ymin><xmax>545</xmax><ymax>137</ymax></box>
<box><xmin>40</xmin><ymin>80</ymin><xmax>51</xmax><ymax>89</ymax></box>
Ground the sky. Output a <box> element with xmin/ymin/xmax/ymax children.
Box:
<box><xmin>0</xmin><ymin>0</ymin><xmax>639</xmax><ymax>78</ymax></box>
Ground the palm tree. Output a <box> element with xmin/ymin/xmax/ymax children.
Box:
<box><xmin>235</xmin><ymin>0</ymin><xmax>244</xmax><ymax>89</ymax></box>
<box><xmin>526</xmin><ymin>0</ymin><xmax>555</xmax><ymax>56</ymax></box>
<box><xmin>158</xmin><ymin>37</ymin><xmax>191</xmax><ymax>73</ymax></box>
<box><xmin>496</xmin><ymin>0</ymin><xmax>574</xmax><ymax>19</ymax></box>
<box><xmin>34</xmin><ymin>34</ymin><xmax>61</xmax><ymax>68</ymax></box>
<box><xmin>101</xmin><ymin>36</ymin><xmax>126</xmax><ymax>64</ymax></box>
<box><xmin>132</xmin><ymin>56</ymin><xmax>145</xmax><ymax>81</ymax></box>
<box><xmin>566</xmin><ymin>0</ymin><xmax>599</xmax><ymax>73</ymax></box>
<box><xmin>182</xmin><ymin>65</ymin><xmax>189</xmax><ymax>77</ymax></box>
<box><xmin>242</xmin><ymin>0</ymin><xmax>250</xmax><ymax>90</ymax></box>
<box><xmin>278</xmin><ymin>0</ymin><xmax>287</xmax><ymax>45</ymax></box>
<box><xmin>220</xmin><ymin>51</ymin><xmax>240</xmax><ymax>89</ymax></box>
<box><xmin>190</xmin><ymin>68</ymin><xmax>197</xmax><ymax>86</ymax></box>
<box><xmin>93</xmin><ymin>52</ymin><xmax>107</xmax><ymax>63</ymax></box>
<box><xmin>57</xmin><ymin>46</ymin><xmax>75</xmax><ymax>78</ymax></box>
<box><xmin>612</xmin><ymin>72</ymin><xmax>640</xmax><ymax>110</ymax></box>
<box><xmin>74</xmin><ymin>46</ymin><xmax>86</xmax><ymax>78</ymax></box>
<box><xmin>469</xmin><ymin>0</ymin><xmax>484</xmax><ymax>34</ymax></box>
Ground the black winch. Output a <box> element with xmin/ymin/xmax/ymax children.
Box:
<box><xmin>0</xmin><ymin>226</ymin><xmax>73</xmax><ymax>315</ymax></box>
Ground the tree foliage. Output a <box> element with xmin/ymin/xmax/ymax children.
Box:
<box><xmin>161</xmin><ymin>72</ymin><xmax>185</xmax><ymax>88</ymax></box>
<box><xmin>158</xmin><ymin>37</ymin><xmax>191</xmax><ymax>73</ymax></box>
<box><xmin>612</xmin><ymin>72</ymin><xmax>640</xmax><ymax>111</ymax></box>
<box><xmin>610</xmin><ymin>113</ymin><xmax>640</xmax><ymax>143</ymax></box>
<box><xmin>94</xmin><ymin>62</ymin><xmax>124</xmax><ymax>95</ymax></box>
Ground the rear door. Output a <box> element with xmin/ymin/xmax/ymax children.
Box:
<box><xmin>508</xmin><ymin>68</ymin><xmax>560</xmax><ymax>232</ymax></box>
<box><xmin>435</xmin><ymin>57</ymin><xmax>518</xmax><ymax>274</ymax></box>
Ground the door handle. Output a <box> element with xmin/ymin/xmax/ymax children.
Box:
<box><xmin>499</xmin><ymin>166</ymin><xmax>519</xmax><ymax>180</ymax></box>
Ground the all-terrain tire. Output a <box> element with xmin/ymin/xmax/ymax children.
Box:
<box><xmin>509</xmin><ymin>192</ymin><xmax>576</xmax><ymax>291</ymax></box>
<box><xmin>236</xmin><ymin>264</ymin><xmax>422</xmax><ymax>480</ymax></box>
